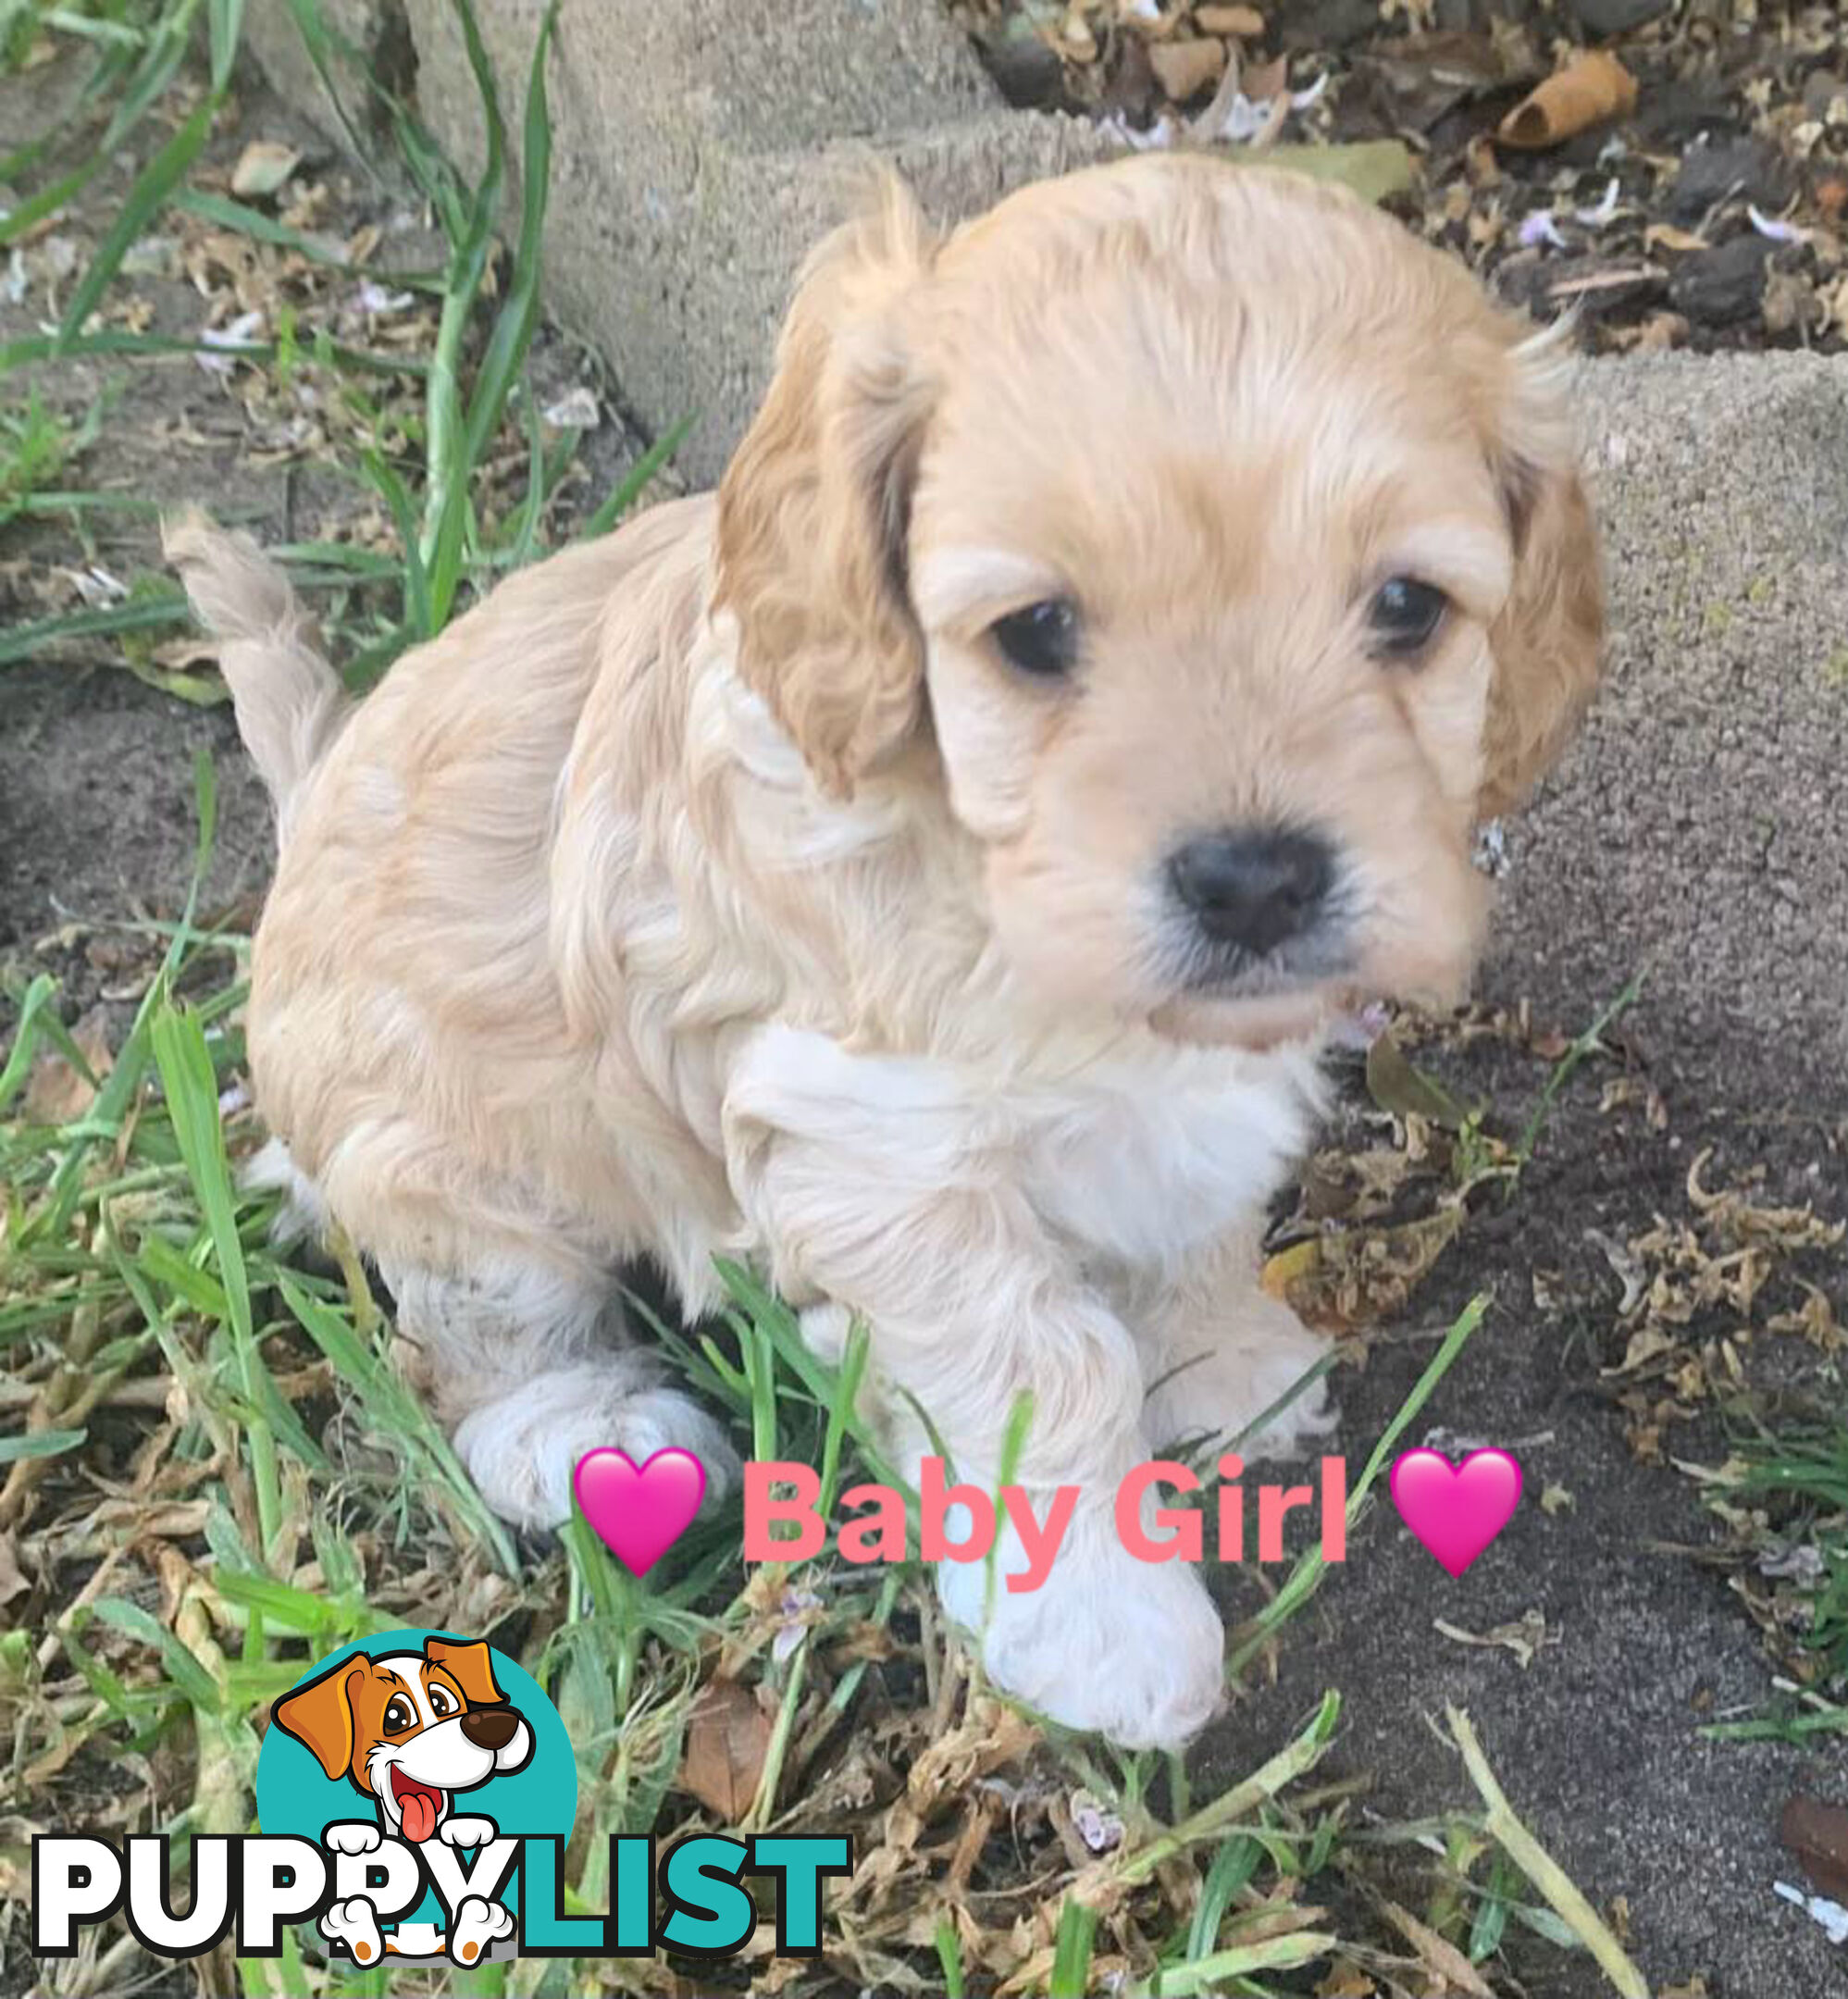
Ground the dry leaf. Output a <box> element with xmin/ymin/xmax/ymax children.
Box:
<box><xmin>23</xmin><ymin>1017</ymin><xmax>113</xmax><ymax>1125</ymax></box>
<box><xmin>1433</xmin><ymin>1608</ymin><xmax>1554</xmax><ymax>1670</ymax></box>
<box><xmin>1645</xmin><ymin>222</ymin><xmax>1711</xmax><ymax>254</ymax></box>
<box><xmin>1261</xmin><ymin>1206</ymin><xmax>1462</xmax><ymax>1334</ymax></box>
<box><xmin>1366</xmin><ymin>1034</ymin><xmax>1466</xmax><ymax>1130</ymax></box>
<box><xmin>1686</xmin><ymin>1148</ymin><xmax>1843</xmax><ymax>1251</ymax></box>
<box><xmin>676</xmin><ymin>1679</ymin><xmax>775</xmax><ymax>1822</ymax></box>
<box><xmin>0</xmin><ymin>1533</ymin><xmax>27</xmax><ymax>1609</ymax></box>
<box><xmin>1604</xmin><ymin>1324</ymin><xmax>1676</xmax><ymax>1377</ymax></box>
<box><xmin>1150</xmin><ymin>36</ymin><xmax>1224</xmax><ymax>101</ymax></box>
<box><xmin>1241</xmin><ymin>53</ymin><xmax>1287</xmax><ymax>101</ymax></box>
<box><xmin>230</xmin><ymin>141</ymin><xmax>302</xmax><ymax>200</ymax></box>
<box><xmin>1057</xmin><ymin>6</ymin><xmax>1097</xmax><ymax>62</ymax></box>
<box><xmin>151</xmin><ymin>638</ymin><xmax>223</xmax><ymax>675</ymax></box>
<box><xmin>1302</xmin><ymin>1143</ymin><xmax>1416</xmax><ymax>1223</ymax></box>
<box><xmin>1380</xmin><ymin>1900</ymin><xmax>1496</xmax><ymax>1997</ymax></box>
<box><xmin>1497</xmin><ymin>51</ymin><xmax>1637</xmax><ymax>150</ymax></box>
<box><xmin>1767</xmin><ymin>1283</ymin><xmax>1842</xmax><ymax>1350</ymax></box>
<box><xmin>1541</xmin><ymin>1483</ymin><xmax>1575</xmax><ymax>1515</ymax></box>
<box><xmin>1196</xmin><ymin>4</ymin><xmax>1264</xmax><ymax>34</ymax></box>
<box><xmin>1781</xmin><ymin>1795</ymin><xmax>1848</xmax><ymax>1905</ymax></box>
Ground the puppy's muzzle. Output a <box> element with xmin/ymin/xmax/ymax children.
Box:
<box><xmin>1168</xmin><ymin>826</ymin><xmax>1334</xmax><ymax>960</ymax></box>
<box><xmin>459</xmin><ymin>1706</ymin><xmax>521</xmax><ymax>1752</ymax></box>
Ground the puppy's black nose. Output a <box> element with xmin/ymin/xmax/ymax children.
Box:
<box><xmin>460</xmin><ymin>1707</ymin><xmax>519</xmax><ymax>1751</ymax></box>
<box><xmin>1168</xmin><ymin>828</ymin><xmax>1333</xmax><ymax>957</ymax></box>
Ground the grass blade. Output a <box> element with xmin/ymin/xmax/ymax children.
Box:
<box><xmin>460</xmin><ymin>0</ymin><xmax>560</xmax><ymax>477</ymax></box>
<box><xmin>1447</xmin><ymin>1707</ymin><xmax>1649</xmax><ymax>1999</ymax></box>
<box><xmin>0</xmin><ymin>592</ymin><xmax>192</xmax><ymax>669</ymax></box>
<box><xmin>0</xmin><ymin>974</ymin><xmax>59</xmax><ymax>1112</ymax></box>
<box><xmin>277</xmin><ymin>0</ymin><xmax>378</xmax><ymax>168</ymax></box>
<box><xmin>1227</xmin><ymin>1295</ymin><xmax>1489</xmax><ymax>1677</ymax></box>
<box><xmin>417</xmin><ymin>0</ymin><xmax>507</xmax><ymax>623</ymax></box>
<box><xmin>578</xmin><ymin>414</ymin><xmax>693</xmax><ymax>541</ymax></box>
<box><xmin>278</xmin><ymin>1272</ymin><xmax>520</xmax><ymax>1576</ymax></box>
<box><xmin>1048</xmin><ymin>1899</ymin><xmax>1098</xmax><ymax>1998</ymax></box>
<box><xmin>205</xmin><ymin>0</ymin><xmax>246</xmax><ymax>93</ymax></box>
<box><xmin>0</xmin><ymin>1426</ymin><xmax>87</xmax><ymax>1463</ymax></box>
<box><xmin>2</xmin><ymin>328</ymin><xmax>428</xmax><ymax>377</ymax></box>
<box><xmin>174</xmin><ymin>188</ymin><xmax>356</xmax><ymax>267</ymax></box>
<box><xmin>146</xmin><ymin>1006</ymin><xmax>253</xmax><ymax>1350</ymax></box>
<box><xmin>57</xmin><ymin>91</ymin><xmax>217</xmax><ymax>348</ymax></box>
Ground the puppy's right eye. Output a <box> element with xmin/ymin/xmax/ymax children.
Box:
<box><xmin>989</xmin><ymin>598</ymin><xmax>1080</xmax><ymax>677</ymax></box>
<box><xmin>1368</xmin><ymin>576</ymin><xmax>1449</xmax><ymax>658</ymax></box>
<box><xmin>383</xmin><ymin>1697</ymin><xmax>415</xmax><ymax>1734</ymax></box>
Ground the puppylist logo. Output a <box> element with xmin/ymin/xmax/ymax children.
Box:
<box><xmin>33</xmin><ymin>1627</ymin><xmax>850</xmax><ymax>1968</ymax></box>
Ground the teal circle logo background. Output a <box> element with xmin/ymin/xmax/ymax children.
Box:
<box><xmin>256</xmin><ymin>1629</ymin><xmax>576</xmax><ymax>1931</ymax></box>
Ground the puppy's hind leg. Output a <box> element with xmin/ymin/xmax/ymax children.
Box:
<box><xmin>379</xmin><ymin>1255</ymin><xmax>738</xmax><ymax>1533</ymax></box>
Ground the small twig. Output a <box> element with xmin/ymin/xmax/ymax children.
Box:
<box><xmin>0</xmin><ymin>1375</ymin><xmax>175</xmax><ymax>1410</ymax></box>
<box><xmin>1446</xmin><ymin>1706</ymin><xmax>1650</xmax><ymax>1998</ymax></box>
<box><xmin>36</xmin><ymin>1543</ymin><xmax>128</xmax><ymax>1672</ymax></box>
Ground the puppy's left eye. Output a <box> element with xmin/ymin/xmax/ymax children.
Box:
<box><xmin>989</xmin><ymin>597</ymin><xmax>1080</xmax><ymax>677</ymax></box>
<box><xmin>1368</xmin><ymin>577</ymin><xmax>1449</xmax><ymax>658</ymax></box>
<box><xmin>429</xmin><ymin>1686</ymin><xmax>455</xmax><ymax>1717</ymax></box>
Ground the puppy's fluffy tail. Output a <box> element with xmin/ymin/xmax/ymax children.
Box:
<box><xmin>164</xmin><ymin>510</ymin><xmax>349</xmax><ymax>834</ymax></box>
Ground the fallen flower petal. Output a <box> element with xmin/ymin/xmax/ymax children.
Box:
<box><xmin>1519</xmin><ymin>210</ymin><xmax>1569</xmax><ymax>250</ymax></box>
<box><xmin>1774</xmin><ymin>1881</ymin><xmax>1848</xmax><ymax>1944</ymax></box>
<box><xmin>1748</xmin><ymin>204</ymin><xmax>1809</xmax><ymax>243</ymax></box>
<box><xmin>1576</xmin><ymin>178</ymin><xmax>1621</xmax><ymax>228</ymax></box>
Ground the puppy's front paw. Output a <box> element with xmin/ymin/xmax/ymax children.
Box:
<box><xmin>323</xmin><ymin>1822</ymin><xmax>383</xmax><ymax>1857</ymax></box>
<box><xmin>937</xmin><ymin>1509</ymin><xmax>1224</xmax><ymax>1750</ymax></box>
<box><xmin>453</xmin><ymin>1360</ymin><xmax>741</xmax><ymax>1531</ymax></box>
<box><xmin>438</xmin><ymin>1815</ymin><xmax>497</xmax><ymax>1848</ymax></box>
<box><xmin>1145</xmin><ymin>1292</ymin><xmax>1338</xmax><ymax>1463</ymax></box>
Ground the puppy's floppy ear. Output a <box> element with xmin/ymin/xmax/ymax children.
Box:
<box><xmin>1479</xmin><ymin>322</ymin><xmax>1605</xmax><ymax>818</ymax></box>
<box><xmin>715</xmin><ymin>173</ymin><xmax>936</xmax><ymax>799</ymax></box>
<box><xmin>427</xmin><ymin>1637</ymin><xmax>505</xmax><ymax>1707</ymax></box>
<box><xmin>272</xmin><ymin>1661</ymin><xmax>364</xmax><ymax>1782</ymax></box>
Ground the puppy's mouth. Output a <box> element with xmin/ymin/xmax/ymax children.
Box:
<box><xmin>389</xmin><ymin>1766</ymin><xmax>446</xmax><ymax>1844</ymax></box>
<box><xmin>1149</xmin><ymin>936</ymin><xmax>1363</xmax><ymax>1050</ymax></box>
<box><xmin>1149</xmin><ymin>983</ymin><xmax>1350</xmax><ymax>1052</ymax></box>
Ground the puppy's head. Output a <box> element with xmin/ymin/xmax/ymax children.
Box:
<box><xmin>271</xmin><ymin>1639</ymin><xmax>533</xmax><ymax>1842</ymax></box>
<box><xmin>716</xmin><ymin>156</ymin><xmax>1603</xmax><ymax>1047</ymax></box>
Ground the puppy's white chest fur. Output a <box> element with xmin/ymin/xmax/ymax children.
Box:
<box><xmin>1012</xmin><ymin>1039</ymin><xmax>1324</xmax><ymax>1271</ymax></box>
<box><xmin>726</xmin><ymin>1019</ymin><xmax>1322</xmax><ymax>1284</ymax></box>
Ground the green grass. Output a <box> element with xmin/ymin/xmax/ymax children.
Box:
<box><xmin>1700</xmin><ymin>1417</ymin><xmax>1848</xmax><ymax>1742</ymax></box>
<box><xmin>0</xmin><ymin>839</ymin><xmax>1650</xmax><ymax>1993</ymax></box>
<box><xmin>1737</xmin><ymin>1425</ymin><xmax>1848</xmax><ymax>1672</ymax></box>
<box><xmin>0</xmin><ymin>390</ymin><xmax>104</xmax><ymax>526</ymax></box>
<box><xmin>1</xmin><ymin>0</ymin><xmax>664</xmax><ymax>685</ymax></box>
<box><xmin>0</xmin><ymin>5</ymin><xmax>1665</xmax><ymax>1994</ymax></box>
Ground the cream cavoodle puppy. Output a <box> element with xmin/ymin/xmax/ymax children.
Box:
<box><xmin>169</xmin><ymin>155</ymin><xmax>1602</xmax><ymax>1749</ymax></box>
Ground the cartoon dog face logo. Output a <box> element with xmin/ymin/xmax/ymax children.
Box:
<box><xmin>273</xmin><ymin>1638</ymin><xmax>534</xmax><ymax>1847</ymax></box>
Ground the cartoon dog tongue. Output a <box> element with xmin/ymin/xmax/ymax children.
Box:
<box><xmin>392</xmin><ymin>1770</ymin><xmax>442</xmax><ymax>1843</ymax></box>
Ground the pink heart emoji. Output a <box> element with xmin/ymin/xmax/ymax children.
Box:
<box><xmin>1388</xmin><ymin>1447</ymin><xmax>1522</xmax><ymax>1578</ymax></box>
<box><xmin>573</xmin><ymin>1447</ymin><xmax>706</xmax><ymax>1576</ymax></box>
